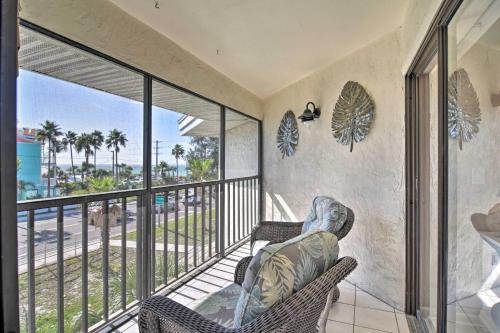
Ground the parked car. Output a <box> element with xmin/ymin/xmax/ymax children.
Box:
<box><xmin>183</xmin><ymin>195</ymin><xmax>202</xmax><ymax>206</ymax></box>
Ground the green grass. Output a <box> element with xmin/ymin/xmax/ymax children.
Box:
<box><xmin>17</xmin><ymin>208</ymin><xmax>215</xmax><ymax>333</ymax></box>
<box><xmin>121</xmin><ymin>209</ymin><xmax>217</xmax><ymax>247</ymax></box>
<box><xmin>18</xmin><ymin>246</ymin><xmax>182</xmax><ymax>333</ymax></box>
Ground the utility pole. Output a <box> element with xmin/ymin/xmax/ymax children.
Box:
<box><xmin>154</xmin><ymin>140</ymin><xmax>158</xmax><ymax>179</ymax></box>
<box><xmin>153</xmin><ymin>140</ymin><xmax>163</xmax><ymax>180</ymax></box>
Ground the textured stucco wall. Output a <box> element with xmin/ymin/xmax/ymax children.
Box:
<box><xmin>19</xmin><ymin>0</ymin><xmax>262</xmax><ymax>120</ymax></box>
<box><xmin>262</xmin><ymin>31</ymin><xmax>406</xmax><ymax>309</ymax></box>
<box><xmin>226</xmin><ymin>121</ymin><xmax>259</xmax><ymax>179</ymax></box>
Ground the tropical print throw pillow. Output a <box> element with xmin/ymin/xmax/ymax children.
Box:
<box><xmin>190</xmin><ymin>283</ymin><xmax>243</xmax><ymax>328</ymax></box>
<box><xmin>233</xmin><ymin>230</ymin><xmax>339</xmax><ymax>327</ymax></box>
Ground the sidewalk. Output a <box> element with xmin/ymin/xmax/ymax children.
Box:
<box><xmin>18</xmin><ymin>239</ymin><xmax>196</xmax><ymax>274</ymax></box>
<box><xmin>109</xmin><ymin>240</ymin><xmax>193</xmax><ymax>252</ymax></box>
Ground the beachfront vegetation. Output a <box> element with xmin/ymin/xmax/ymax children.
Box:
<box><xmin>18</xmin><ymin>120</ymin><xmax>220</xmax><ymax>199</ymax></box>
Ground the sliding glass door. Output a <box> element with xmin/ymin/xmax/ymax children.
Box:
<box><xmin>447</xmin><ymin>1</ymin><xmax>500</xmax><ymax>332</ymax></box>
<box><xmin>407</xmin><ymin>0</ymin><xmax>500</xmax><ymax>332</ymax></box>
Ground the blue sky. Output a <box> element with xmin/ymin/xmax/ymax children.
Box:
<box><xmin>17</xmin><ymin>69</ymin><xmax>191</xmax><ymax>167</ymax></box>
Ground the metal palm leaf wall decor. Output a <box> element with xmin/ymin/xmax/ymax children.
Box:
<box><xmin>448</xmin><ymin>68</ymin><xmax>481</xmax><ymax>150</ymax></box>
<box><xmin>277</xmin><ymin>110</ymin><xmax>299</xmax><ymax>158</ymax></box>
<box><xmin>331</xmin><ymin>81</ymin><xmax>375</xmax><ymax>152</ymax></box>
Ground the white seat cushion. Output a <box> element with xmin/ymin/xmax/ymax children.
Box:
<box><xmin>251</xmin><ymin>240</ymin><xmax>270</xmax><ymax>256</ymax></box>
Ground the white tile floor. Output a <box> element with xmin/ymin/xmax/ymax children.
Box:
<box><xmin>327</xmin><ymin>281</ymin><xmax>410</xmax><ymax>333</ymax></box>
<box><xmin>445</xmin><ymin>286</ymin><xmax>500</xmax><ymax>333</ymax></box>
<box><xmin>416</xmin><ymin>286</ymin><xmax>500</xmax><ymax>332</ymax></box>
<box><xmin>113</xmin><ymin>243</ymin><xmax>412</xmax><ymax>333</ymax></box>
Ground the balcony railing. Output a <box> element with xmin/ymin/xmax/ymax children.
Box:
<box><xmin>17</xmin><ymin>176</ymin><xmax>260</xmax><ymax>333</ymax></box>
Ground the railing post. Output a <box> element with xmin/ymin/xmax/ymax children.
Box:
<box><xmin>219</xmin><ymin>183</ymin><xmax>225</xmax><ymax>257</ymax></box>
<box><xmin>216</xmin><ymin>184</ymin><xmax>221</xmax><ymax>257</ymax></box>
<box><xmin>258</xmin><ymin>120</ymin><xmax>263</xmax><ymax>224</ymax></box>
<box><xmin>219</xmin><ymin>106</ymin><xmax>226</xmax><ymax>257</ymax></box>
<box><xmin>102</xmin><ymin>200</ymin><xmax>109</xmax><ymax>321</ymax></box>
<box><xmin>201</xmin><ymin>186</ymin><xmax>206</xmax><ymax>262</ymax></box>
<box><xmin>233</xmin><ymin>181</ymin><xmax>236</xmax><ymax>244</ymax></box>
<box><xmin>163</xmin><ymin>191</ymin><xmax>169</xmax><ymax>285</ymax></box>
<box><xmin>143</xmin><ymin>193</ymin><xmax>151</xmax><ymax>298</ymax></box>
<box><xmin>142</xmin><ymin>75</ymin><xmax>153</xmax><ymax>298</ymax></box>
<box><xmin>151</xmin><ymin>194</ymin><xmax>156</xmax><ymax>292</ymax></box>
<box><xmin>56</xmin><ymin>206</ymin><xmax>64</xmax><ymax>333</ymax></box>
<box><xmin>246</xmin><ymin>179</ymin><xmax>250</xmax><ymax>237</ymax></box>
<box><xmin>136</xmin><ymin>195</ymin><xmax>143</xmax><ymax>302</ymax></box>
<box><xmin>193</xmin><ymin>187</ymin><xmax>198</xmax><ymax>267</ymax></box>
<box><xmin>120</xmin><ymin>198</ymin><xmax>127</xmax><ymax>310</ymax></box>
<box><xmin>184</xmin><ymin>189</ymin><xmax>189</xmax><ymax>273</ymax></box>
<box><xmin>209</xmin><ymin>185</ymin><xmax>213</xmax><ymax>258</ymax></box>
<box><xmin>82</xmin><ymin>203</ymin><xmax>89</xmax><ymax>333</ymax></box>
<box><xmin>227</xmin><ymin>181</ymin><xmax>231</xmax><ymax>248</ymax></box>
<box><xmin>27</xmin><ymin>210</ymin><xmax>36</xmax><ymax>333</ymax></box>
<box><xmin>174</xmin><ymin>190</ymin><xmax>179</xmax><ymax>278</ymax></box>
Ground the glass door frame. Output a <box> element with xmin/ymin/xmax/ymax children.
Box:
<box><xmin>405</xmin><ymin>0</ymin><xmax>464</xmax><ymax>332</ymax></box>
<box><xmin>1</xmin><ymin>0</ymin><xmax>21</xmax><ymax>331</ymax></box>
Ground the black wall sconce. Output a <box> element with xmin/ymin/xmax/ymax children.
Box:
<box><xmin>298</xmin><ymin>102</ymin><xmax>321</xmax><ymax>122</ymax></box>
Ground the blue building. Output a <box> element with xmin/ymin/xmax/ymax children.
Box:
<box><xmin>17</xmin><ymin>128</ymin><xmax>42</xmax><ymax>200</ymax></box>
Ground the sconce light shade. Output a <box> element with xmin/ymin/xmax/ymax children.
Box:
<box><xmin>298</xmin><ymin>102</ymin><xmax>321</xmax><ymax>122</ymax></box>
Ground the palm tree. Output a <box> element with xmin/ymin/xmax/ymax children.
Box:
<box><xmin>105</xmin><ymin>129</ymin><xmax>127</xmax><ymax>179</ymax></box>
<box><xmin>158</xmin><ymin>160</ymin><xmax>169</xmax><ymax>180</ymax></box>
<box><xmin>62</xmin><ymin>131</ymin><xmax>78</xmax><ymax>183</ymax></box>
<box><xmin>171</xmin><ymin>144</ymin><xmax>185</xmax><ymax>181</ymax></box>
<box><xmin>188</xmin><ymin>159</ymin><xmax>213</xmax><ymax>181</ymax></box>
<box><xmin>75</xmin><ymin>133</ymin><xmax>94</xmax><ymax>180</ymax></box>
<box><xmin>39</xmin><ymin>121</ymin><xmax>62</xmax><ymax>197</ymax></box>
<box><xmin>90</xmin><ymin>130</ymin><xmax>104</xmax><ymax>169</ymax></box>
<box><xmin>36</xmin><ymin>129</ymin><xmax>47</xmax><ymax>161</ymax></box>
<box><xmin>51</xmin><ymin>139</ymin><xmax>67</xmax><ymax>187</ymax></box>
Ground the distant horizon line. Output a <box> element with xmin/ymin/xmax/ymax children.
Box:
<box><xmin>56</xmin><ymin>163</ymin><xmax>187</xmax><ymax>166</ymax></box>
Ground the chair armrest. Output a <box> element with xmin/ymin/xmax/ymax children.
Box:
<box><xmin>336</xmin><ymin>208</ymin><xmax>355</xmax><ymax>241</ymax></box>
<box><xmin>139</xmin><ymin>295</ymin><xmax>228</xmax><ymax>333</ymax></box>
<box><xmin>234</xmin><ymin>256</ymin><xmax>253</xmax><ymax>285</ymax></box>
<box><xmin>251</xmin><ymin>221</ymin><xmax>303</xmax><ymax>245</ymax></box>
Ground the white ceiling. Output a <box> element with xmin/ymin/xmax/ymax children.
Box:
<box><xmin>110</xmin><ymin>0</ymin><xmax>409</xmax><ymax>98</ymax></box>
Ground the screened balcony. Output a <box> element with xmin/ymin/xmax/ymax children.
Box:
<box><xmin>6</xmin><ymin>0</ymin><xmax>496</xmax><ymax>332</ymax></box>
<box><xmin>15</xmin><ymin>23</ymin><xmax>261</xmax><ymax>333</ymax></box>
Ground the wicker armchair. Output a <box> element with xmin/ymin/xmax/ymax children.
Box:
<box><xmin>139</xmin><ymin>257</ymin><xmax>357</xmax><ymax>333</ymax></box>
<box><xmin>251</xmin><ymin>196</ymin><xmax>354</xmax><ymax>249</ymax></box>
<box><xmin>248</xmin><ymin>196</ymin><xmax>355</xmax><ymax>304</ymax></box>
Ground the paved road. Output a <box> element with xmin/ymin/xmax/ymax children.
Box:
<box><xmin>17</xmin><ymin>201</ymin><xmax>196</xmax><ymax>269</ymax></box>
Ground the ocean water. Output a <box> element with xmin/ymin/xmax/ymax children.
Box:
<box><xmin>58</xmin><ymin>164</ymin><xmax>187</xmax><ymax>176</ymax></box>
